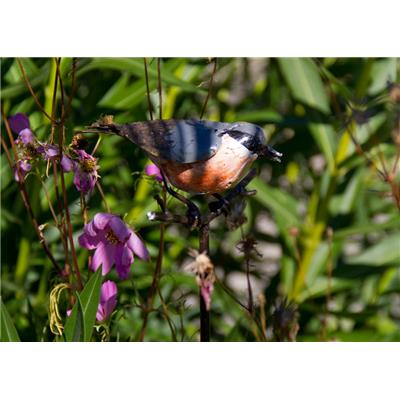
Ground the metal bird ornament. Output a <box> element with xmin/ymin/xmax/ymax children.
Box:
<box><xmin>88</xmin><ymin>118</ymin><xmax>282</xmax><ymax>194</ymax></box>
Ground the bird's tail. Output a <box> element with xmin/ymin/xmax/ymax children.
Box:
<box><xmin>79</xmin><ymin>116</ymin><xmax>140</xmax><ymax>146</ymax></box>
<box><xmin>83</xmin><ymin>116</ymin><xmax>122</xmax><ymax>136</ymax></box>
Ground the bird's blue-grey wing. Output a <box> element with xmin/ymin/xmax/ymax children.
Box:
<box><xmin>123</xmin><ymin>119</ymin><xmax>228</xmax><ymax>164</ymax></box>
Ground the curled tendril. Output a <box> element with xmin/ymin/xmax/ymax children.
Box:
<box><xmin>49</xmin><ymin>283</ymin><xmax>70</xmax><ymax>335</ymax></box>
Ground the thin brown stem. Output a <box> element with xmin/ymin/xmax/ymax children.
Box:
<box><xmin>245</xmin><ymin>257</ymin><xmax>254</xmax><ymax>316</ymax></box>
<box><xmin>55</xmin><ymin>58</ymin><xmax>66</xmax><ymax>122</ymax></box>
<box><xmin>65</xmin><ymin>57</ymin><xmax>78</xmax><ymax>119</ymax></box>
<box><xmin>36</xmin><ymin>171</ymin><xmax>60</xmax><ymax>227</ymax></box>
<box><xmin>52</xmin><ymin>61</ymin><xmax>82</xmax><ymax>290</ymax></box>
<box><xmin>139</xmin><ymin>186</ymin><xmax>166</xmax><ymax>341</ymax></box>
<box><xmin>157</xmin><ymin>58</ymin><xmax>162</xmax><ymax>120</ymax></box>
<box><xmin>199</xmin><ymin>224</ymin><xmax>210</xmax><ymax>342</ymax></box>
<box><xmin>16</xmin><ymin>58</ymin><xmax>56</xmax><ymax>123</ymax></box>
<box><xmin>96</xmin><ymin>181</ymin><xmax>111</xmax><ymax>213</ymax></box>
<box><xmin>1</xmin><ymin>112</ymin><xmax>62</xmax><ymax>273</ymax></box>
<box><xmin>143</xmin><ymin>58</ymin><xmax>153</xmax><ymax>120</ymax></box>
<box><xmin>200</xmin><ymin>58</ymin><xmax>217</xmax><ymax>120</ymax></box>
<box><xmin>80</xmin><ymin>192</ymin><xmax>89</xmax><ymax>225</ymax></box>
<box><xmin>58</xmin><ymin>125</ymin><xmax>82</xmax><ymax>290</ymax></box>
<box><xmin>38</xmin><ymin>168</ymin><xmax>71</xmax><ymax>278</ymax></box>
<box><xmin>91</xmin><ymin>136</ymin><xmax>102</xmax><ymax>156</ymax></box>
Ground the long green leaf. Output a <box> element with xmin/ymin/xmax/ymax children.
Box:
<box><xmin>250</xmin><ymin>176</ymin><xmax>299</xmax><ymax>227</ymax></box>
<box><xmin>334</xmin><ymin>216</ymin><xmax>400</xmax><ymax>239</ymax></box>
<box><xmin>0</xmin><ymin>298</ymin><xmax>21</xmax><ymax>342</ymax></box>
<box><xmin>278</xmin><ymin>58</ymin><xmax>330</xmax><ymax>114</ymax></box>
<box><xmin>308</xmin><ymin>123</ymin><xmax>337</xmax><ymax>174</ymax></box>
<box><xmin>346</xmin><ymin>233</ymin><xmax>400</xmax><ymax>267</ymax></box>
<box><xmin>77</xmin><ymin>58</ymin><xmax>204</xmax><ymax>94</ymax></box>
<box><xmin>64</xmin><ymin>268</ymin><xmax>102</xmax><ymax>342</ymax></box>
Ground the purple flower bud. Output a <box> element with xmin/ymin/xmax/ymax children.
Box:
<box><xmin>72</xmin><ymin>150</ymin><xmax>99</xmax><ymax>193</ymax></box>
<box><xmin>145</xmin><ymin>163</ymin><xmax>163</xmax><ymax>182</ymax></box>
<box><xmin>16</xmin><ymin>128</ymin><xmax>35</xmax><ymax>146</ymax></box>
<box><xmin>61</xmin><ymin>154</ymin><xmax>75</xmax><ymax>172</ymax></box>
<box><xmin>96</xmin><ymin>280</ymin><xmax>118</xmax><ymax>322</ymax></box>
<box><xmin>78</xmin><ymin>213</ymin><xmax>150</xmax><ymax>279</ymax></box>
<box><xmin>13</xmin><ymin>159</ymin><xmax>32</xmax><ymax>182</ymax></box>
<box><xmin>8</xmin><ymin>113</ymin><xmax>30</xmax><ymax>134</ymax></box>
<box><xmin>37</xmin><ymin>144</ymin><xmax>60</xmax><ymax>161</ymax></box>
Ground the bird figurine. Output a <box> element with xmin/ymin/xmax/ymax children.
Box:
<box><xmin>87</xmin><ymin>118</ymin><xmax>282</xmax><ymax>226</ymax></box>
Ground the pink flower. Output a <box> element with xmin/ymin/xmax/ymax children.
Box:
<box><xmin>14</xmin><ymin>159</ymin><xmax>32</xmax><ymax>181</ymax></box>
<box><xmin>8</xmin><ymin>113</ymin><xmax>30</xmax><ymax>134</ymax></box>
<box><xmin>78</xmin><ymin>213</ymin><xmax>150</xmax><ymax>279</ymax></box>
<box><xmin>201</xmin><ymin>281</ymin><xmax>214</xmax><ymax>311</ymax></box>
<box><xmin>8</xmin><ymin>113</ymin><xmax>36</xmax><ymax>146</ymax></box>
<box><xmin>16</xmin><ymin>128</ymin><xmax>35</xmax><ymax>146</ymax></box>
<box><xmin>37</xmin><ymin>144</ymin><xmax>60</xmax><ymax>161</ymax></box>
<box><xmin>61</xmin><ymin>154</ymin><xmax>75</xmax><ymax>172</ymax></box>
<box><xmin>145</xmin><ymin>163</ymin><xmax>163</xmax><ymax>182</ymax></box>
<box><xmin>73</xmin><ymin>150</ymin><xmax>99</xmax><ymax>193</ymax></box>
<box><xmin>96</xmin><ymin>280</ymin><xmax>117</xmax><ymax>322</ymax></box>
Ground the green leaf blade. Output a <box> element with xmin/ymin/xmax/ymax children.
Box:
<box><xmin>278</xmin><ymin>58</ymin><xmax>330</xmax><ymax>114</ymax></box>
<box><xmin>64</xmin><ymin>268</ymin><xmax>103</xmax><ymax>342</ymax></box>
<box><xmin>0</xmin><ymin>298</ymin><xmax>21</xmax><ymax>342</ymax></box>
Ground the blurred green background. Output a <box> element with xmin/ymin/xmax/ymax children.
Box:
<box><xmin>1</xmin><ymin>57</ymin><xmax>400</xmax><ymax>341</ymax></box>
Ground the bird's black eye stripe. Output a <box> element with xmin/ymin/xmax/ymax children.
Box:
<box><xmin>226</xmin><ymin>130</ymin><xmax>258</xmax><ymax>151</ymax></box>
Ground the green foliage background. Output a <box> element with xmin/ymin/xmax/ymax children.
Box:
<box><xmin>1</xmin><ymin>57</ymin><xmax>400</xmax><ymax>341</ymax></box>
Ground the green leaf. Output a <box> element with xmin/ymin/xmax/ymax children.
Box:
<box><xmin>77</xmin><ymin>58</ymin><xmax>204</xmax><ymax>94</ymax></box>
<box><xmin>250</xmin><ymin>176</ymin><xmax>299</xmax><ymax>227</ymax></box>
<box><xmin>368</xmin><ymin>58</ymin><xmax>398</xmax><ymax>96</ymax></box>
<box><xmin>308</xmin><ymin>123</ymin><xmax>337</xmax><ymax>174</ymax></box>
<box><xmin>0</xmin><ymin>297</ymin><xmax>21</xmax><ymax>342</ymax></box>
<box><xmin>278</xmin><ymin>58</ymin><xmax>330</xmax><ymax>114</ymax></box>
<box><xmin>298</xmin><ymin>277</ymin><xmax>354</xmax><ymax>302</ymax></box>
<box><xmin>64</xmin><ymin>268</ymin><xmax>103</xmax><ymax>342</ymax></box>
<box><xmin>330</xmin><ymin>168</ymin><xmax>365</xmax><ymax>215</ymax></box>
<box><xmin>334</xmin><ymin>215</ymin><xmax>400</xmax><ymax>239</ymax></box>
<box><xmin>346</xmin><ymin>233</ymin><xmax>400</xmax><ymax>266</ymax></box>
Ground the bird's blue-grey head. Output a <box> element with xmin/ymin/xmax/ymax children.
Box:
<box><xmin>224</xmin><ymin>122</ymin><xmax>282</xmax><ymax>162</ymax></box>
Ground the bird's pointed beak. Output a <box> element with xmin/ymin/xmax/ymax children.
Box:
<box><xmin>259</xmin><ymin>145</ymin><xmax>282</xmax><ymax>162</ymax></box>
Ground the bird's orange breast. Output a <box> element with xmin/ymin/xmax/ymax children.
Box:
<box><xmin>160</xmin><ymin>134</ymin><xmax>257</xmax><ymax>194</ymax></box>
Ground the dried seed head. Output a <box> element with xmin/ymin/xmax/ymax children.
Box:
<box><xmin>24</xmin><ymin>143</ymin><xmax>40</xmax><ymax>158</ymax></box>
<box><xmin>71</xmin><ymin>133</ymin><xmax>88</xmax><ymax>149</ymax></box>
<box><xmin>185</xmin><ymin>250</ymin><xmax>216</xmax><ymax>310</ymax></box>
<box><xmin>236</xmin><ymin>235</ymin><xmax>262</xmax><ymax>258</ymax></box>
<box><xmin>226</xmin><ymin>197</ymin><xmax>247</xmax><ymax>230</ymax></box>
<box><xmin>101</xmin><ymin>115</ymin><xmax>114</xmax><ymax>125</ymax></box>
<box><xmin>272</xmin><ymin>298</ymin><xmax>300</xmax><ymax>342</ymax></box>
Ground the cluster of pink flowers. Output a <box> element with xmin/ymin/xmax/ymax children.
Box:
<box><xmin>9</xmin><ymin>114</ymin><xmax>155</xmax><ymax>326</ymax></box>
<box><xmin>9</xmin><ymin>113</ymin><xmax>99</xmax><ymax>193</ymax></box>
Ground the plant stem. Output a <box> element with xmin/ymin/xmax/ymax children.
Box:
<box><xmin>200</xmin><ymin>58</ymin><xmax>217</xmax><ymax>120</ymax></box>
<box><xmin>157</xmin><ymin>58</ymin><xmax>162</xmax><ymax>119</ymax></box>
<box><xmin>17</xmin><ymin>58</ymin><xmax>56</xmax><ymax>123</ymax></box>
<box><xmin>1</xmin><ymin>112</ymin><xmax>62</xmax><ymax>273</ymax></box>
<box><xmin>143</xmin><ymin>58</ymin><xmax>153</xmax><ymax>120</ymax></box>
<box><xmin>199</xmin><ymin>223</ymin><xmax>210</xmax><ymax>342</ymax></box>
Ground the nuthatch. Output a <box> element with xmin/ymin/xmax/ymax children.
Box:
<box><xmin>88</xmin><ymin>119</ymin><xmax>282</xmax><ymax>226</ymax></box>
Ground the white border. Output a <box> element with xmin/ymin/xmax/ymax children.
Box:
<box><xmin>0</xmin><ymin>0</ymin><xmax>399</xmax><ymax>56</ymax></box>
<box><xmin>1</xmin><ymin>343</ymin><xmax>399</xmax><ymax>399</ymax></box>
